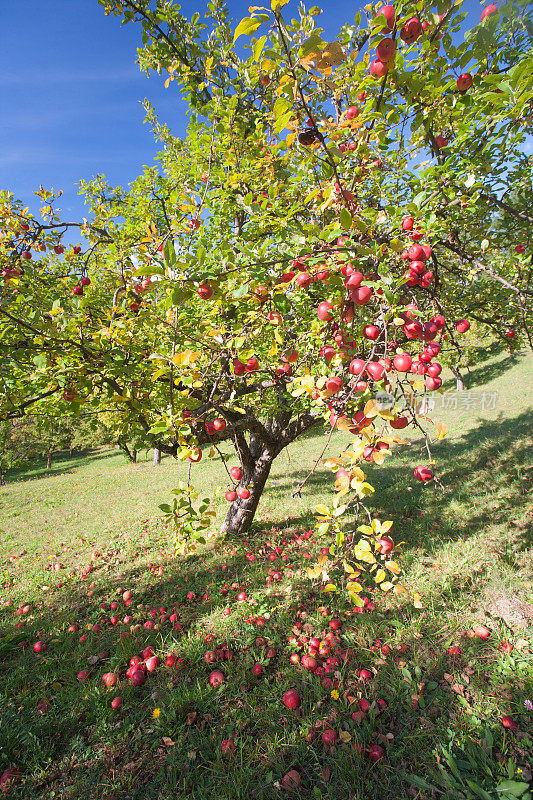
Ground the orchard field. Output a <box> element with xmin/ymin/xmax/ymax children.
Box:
<box><xmin>0</xmin><ymin>345</ymin><xmax>531</xmax><ymax>800</ymax></box>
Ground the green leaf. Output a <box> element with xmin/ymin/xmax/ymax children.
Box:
<box><xmin>339</xmin><ymin>207</ymin><xmax>352</xmax><ymax>230</ymax></box>
<box><xmin>495</xmin><ymin>782</ymin><xmax>532</xmax><ymax>798</ymax></box>
<box><xmin>158</xmin><ymin>504</ymin><xmax>172</xmax><ymax>513</ymax></box>
<box><xmin>233</xmin><ymin>17</ymin><xmax>261</xmax><ymax>42</ymax></box>
<box><xmin>403</xmin><ymin>774</ymin><xmax>441</xmax><ymax>793</ymax></box>
<box><xmin>164</xmin><ymin>239</ymin><xmax>176</xmax><ymax>266</ymax></box>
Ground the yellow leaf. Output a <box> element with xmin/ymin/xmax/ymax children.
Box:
<box><xmin>307</xmin><ymin>565</ymin><xmax>322</xmax><ymax>579</ymax></box>
<box><xmin>364</xmin><ymin>399</ymin><xmax>379</xmax><ymax>418</ymax></box>
<box><xmin>347</xmin><ymin>580</ymin><xmax>362</xmax><ymax>592</ymax></box>
<box><xmin>314</xmin><ymin>504</ymin><xmax>331</xmax><ymax>516</ymax></box>
<box><xmin>386</xmin><ymin>561</ymin><xmax>401</xmax><ymax>575</ymax></box>
<box><xmin>412</xmin><ymin>591</ymin><xmax>425</xmax><ymax>609</ymax></box>
<box><xmin>349</xmin><ymin>592</ymin><xmax>364</xmax><ymax>607</ymax></box>
<box><xmin>271</xmin><ymin>0</ymin><xmax>289</xmax><ymax>9</ymax></box>
<box><xmin>380</xmin><ymin>581</ymin><xmax>394</xmax><ymax>592</ymax></box>
<box><xmin>268</xmin><ymin>341</ymin><xmax>278</xmax><ymax>356</ymax></box>
<box><xmin>286</xmin><ymin>132</ymin><xmax>296</xmax><ymax>148</ymax></box>
<box><xmin>411</xmin><ymin>380</ymin><xmax>425</xmax><ymax>392</ymax></box>
<box><xmin>324</xmin><ymin>583</ymin><xmax>337</xmax><ymax>592</ymax></box>
<box><xmin>323</xmin><ymin>457</ymin><xmax>345</xmax><ymax>470</ymax></box>
<box><xmin>335</xmin><ymin>475</ymin><xmax>350</xmax><ymax>494</ymax></box>
<box><xmin>380</xmin><ymin>520</ymin><xmax>393</xmax><ymax>534</ymax></box>
<box><xmin>436</xmin><ymin>422</ymin><xmax>448</xmax><ymax>440</ymax></box>
<box><xmin>394</xmin><ymin>584</ymin><xmax>408</xmax><ymax>594</ymax></box>
<box><xmin>339</xmin><ymin>730</ymin><xmax>352</xmax><ymax>743</ymax></box>
<box><xmin>375</xmin><ymin>568</ymin><xmax>387</xmax><ymax>583</ymax></box>
<box><xmin>371</xmin><ymin>450</ymin><xmax>388</xmax><ymax>465</ymax></box>
<box><xmin>317</xmin><ymin>554</ymin><xmax>329</xmax><ymax>566</ymax></box>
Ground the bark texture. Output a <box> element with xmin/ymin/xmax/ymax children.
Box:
<box><xmin>219</xmin><ymin>411</ymin><xmax>318</xmax><ymax>536</ymax></box>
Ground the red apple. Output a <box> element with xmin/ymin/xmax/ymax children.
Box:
<box><xmin>390</xmin><ymin>415</ymin><xmax>408</xmax><ymax>429</ymax></box>
<box><xmin>326</xmin><ymin>376</ymin><xmax>343</xmax><ymax>393</ymax></box>
<box><xmin>368</xmin><ymin>744</ymin><xmax>385</xmax><ymax>763</ymax></box>
<box><xmin>346</xmin><ymin>106</ymin><xmax>359</xmax><ymax>120</ymax></box>
<box><xmin>366</xmin><ymin>361</ymin><xmax>385</xmax><ymax>381</ymax></box>
<box><xmin>102</xmin><ymin>672</ymin><xmax>119</xmax><ymax>688</ymax></box>
<box><xmin>130</xmin><ymin>668</ymin><xmax>147</xmax><ymax>686</ymax></box>
<box><xmin>500</xmin><ymin>715</ymin><xmax>518</xmax><ymax>730</ymax></box>
<box><xmin>225</xmin><ymin>490</ymin><xmax>237</xmax><ymax>502</ymax></box>
<box><xmin>375</xmin><ymin>536</ymin><xmax>393</xmax><ymax>554</ymax></box>
<box><xmin>230</xmin><ymin>466</ymin><xmax>243</xmax><ymax>480</ymax></box>
<box><xmin>370</xmin><ymin>59</ymin><xmax>388</xmax><ymax>78</ymax></box>
<box><xmin>425</xmin><ymin>376</ymin><xmax>442</xmax><ymax>390</ymax></box>
<box><xmin>376</xmin><ymin>37</ymin><xmax>396</xmax><ymax>62</ymax></box>
<box><xmin>345</xmin><ymin>270</ymin><xmax>363</xmax><ymax>288</ymax></box>
<box><xmin>456</xmin><ymin>73</ymin><xmax>473</xmax><ymax>91</ymax></box>
<box><xmin>414</xmin><ymin>466</ymin><xmax>434</xmax><ymax>482</ymax></box>
<box><xmin>448</xmin><ymin>646</ymin><xmax>461</xmax><ymax>657</ymax></box>
<box><xmin>221</xmin><ymin>738</ymin><xmax>236</xmax><ymax>755</ymax></box>
<box><xmin>77</xmin><ymin>669</ymin><xmax>91</xmax><ymax>683</ymax></box>
<box><xmin>111</xmin><ymin>696</ymin><xmax>123</xmax><ymax>710</ymax></box>
<box><xmin>363</xmin><ymin>324</ymin><xmax>380</xmax><ymax>340</ymax></box>
<box><xmin>237</xmin><ymin>487</ymin><xmax>251</xmax><ymax>500</ymax></box>
<box><xmin>296</xmin><ymin>272</ymin><xmax>312</xmax><ymax>288</ymax></box>
<box><xmin>377</xmin><ymin>4</ymin><xmax>395</xmax><ymax>32</ymax></box>
<box><xmin>301</xmin><ymin>654</ymin><xmax>318</xmax><ymax>672</ymax></box>
<box><xmin>481</xmin><ymin>4</ymin><xmax>498</xmax><ymax>22</ymax></box>
<box><xmin>322</xmin><ymin>729</ymin><xmax>338</xmax><ymax>746</ymax></box>
<box><xmin>209</xmin><ymin>669</ymin><xmax>225</xmax><ymax>687</ymax></box>
<box><xmin>400</xmin><ymin>17</ymin><xmax>422</xmax><ymax>44</ymax></box>
<box><xmin>0</xmin><ymin>767</ymin><xmax>22</xmax><ymax>789</ymax></box>
<box><xmin>402</xmin><ymin>216</ymin><xmax>414</xmax><ymax>231</ymax></box>
<box><xmin>317</xmin><ymin>301</ymin><xmax>333</xmax><ymax>321</ymax></box>
<box><xmin>283</xmin><ymin>689</ymin><xmax>301</xmax><ymax>710</ymax></box>
<box><xmin>145</xmin><ymin>656</ymin><xmax>161</xmax><ymax>672</ymax></box>
<box><xmin>472</xmin><ymin>624</ymin><xmax>490</xmax><ymax>641</ymax></box>
<box><xmin>455</xmin><ymin>319</ymin><xmax>470</xmax><ymax>333</ymax></box>
<box><xmin>393</xmin><ymin>353</ymin><xmax>412</xmax><ymax>372</ymax></box>
<box><xmin>245</xmin><ymin>357</ymin><xmax>259</xmax><ymax>372</ymax></box>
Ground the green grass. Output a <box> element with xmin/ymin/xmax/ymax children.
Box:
<box><xmin>0</xmin><ymin>345</ymin><xmax>532</xmax><ymax>799</ymax></box>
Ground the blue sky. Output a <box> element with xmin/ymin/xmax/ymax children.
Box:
<box><xmin>0</xmin><ymin>0</ymin><xmax>511</xmax><ymax>232</ymax></box>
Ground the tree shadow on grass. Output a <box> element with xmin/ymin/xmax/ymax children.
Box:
<box><xmin>3</xmin><ymin>448</ymin><xmax>120</xmax><ymax>485</ymax></box>
<box><xmin>0</xmin><ymin>410</ymin><xmax>531</xmax><ymax>798</ymax></box>
<box><xmin>263</xmin><ymin>410</ymin><xmax>532</xmax><ymax>557</ymax></box>
<box><xmin>1</xmin><ymin>531</ymin><xmax>530</xmax><ymax>800</ymax></box>
<box><xmin>440</xmin><ymin>349</ymin><xmax>522</xmax><ymax>391</ymax></box>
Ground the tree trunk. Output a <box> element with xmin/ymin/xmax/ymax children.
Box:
<box><xmin>153</xmin><ymin>448</ymin><xmax>161</xmax><ymax>466</ymax></box>
<box><xmin>46</xmin><ymin>451</ymin><xmax>52</xmax><ymax>470</ymax></box>
<box><xmin>118</xmin><ymin>440</ymin><xmax>136</xmax><ymax>463</ymax></box>
<box><xmin>0</xmin><ymin>469</ymin><xmax>5</xmax><ymax>486</ymax></box>
<box><xmin>451</xmin><ymin>366</ymin><xmax>464</xmax><ymax>391</ymax></box>
<box><xmin>219</xmin><ymin>446</ymin><xmax>275</xmax><ymax>536</ymax></box>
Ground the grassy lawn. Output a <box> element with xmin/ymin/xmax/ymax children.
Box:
<box><xmin>0</xmin><ymin>344</ymin><xmax>531</xmax><ymax>799</ymax></box>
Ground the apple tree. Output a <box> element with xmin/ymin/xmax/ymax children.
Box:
<box><xmin>0</xmin><ymin>0</ymin><xmax>531</xmax><ymax>597</ymax></box>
